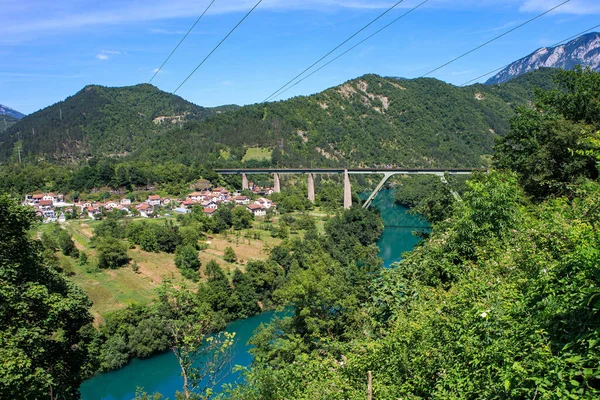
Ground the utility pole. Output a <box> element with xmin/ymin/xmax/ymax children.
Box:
<box><xmin>59</xmin><ymin>108</ymin><xmax>62</xmax><ymax>120</ymax></box>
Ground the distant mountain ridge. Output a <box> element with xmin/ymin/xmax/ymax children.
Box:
<box><xmin>0</xmin><ymin>104</ymin><xmax>25</xmax><ymax>120</ymax></box>
<box><xmin>0</xmin><ymin>69</ymin><xmax>558</xmax><ymax>168</ymax></box>
<box><xmin>486</xmin><ymin>32</ymin><xmax>600</xmax><ymax>84</ymax></box>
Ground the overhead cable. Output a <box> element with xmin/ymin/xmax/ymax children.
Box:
<box><xmin>263</xmin><ymin>0</ymin><xmax>407</xmax><ymax>103</ymax></box>
<box><xmin>149</xmin><ymin>0</ymin><xmax>217</xmax><ymax>83</ymax></box>
<box><xmin>173</xmin><ymin>0</ymin><xmax>263</xmax><ymax>94</ymax></box>
<box><xmin>420</xmin><ymin>0</ymin><xmax>571</xmax><ymax>78</ymax></box>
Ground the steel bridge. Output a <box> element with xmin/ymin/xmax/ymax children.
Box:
<box><xmin>215</xmin><ymin>168</ymin><xmax>477</xmax><ymax>209</ymax></box>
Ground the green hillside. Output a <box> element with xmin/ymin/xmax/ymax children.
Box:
<box><xmin>136</xmin><ymin>69</ymin><xmax>558</xmax><ymax>168</ymax></box>
<box><xmin>0</xmin><ymin>115</ymin><xmax>18</xmax><ymax>133</ymax></box>
<box><xmin>0</xmin><ymin>69</ymin><xmax>557</xmax><ymax>168</ymax></box>
<box><xmin>0</xmin><ymin>84</ymin><xmax>236</xmax><ymax>162</ymax></box>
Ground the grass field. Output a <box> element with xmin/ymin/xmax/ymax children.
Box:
<box><xmin>47</xmin><ymin>216</ymin><xmax>288</xmax><ymax>321</ymax></box>
<box><xmin>38</xmin><ymin>208</ymin><xmax>331</xmax><ymax>322</ymax></box>
<box><xmin>242</xmin><ymin>147</ymin><xmax>272</xmax><ymax>162</ymax></box>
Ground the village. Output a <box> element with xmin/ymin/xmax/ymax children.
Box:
<box><xmin>23</xmin><ymin>181</ymin><xmax>277</xmax><ymax>223</ymax></box>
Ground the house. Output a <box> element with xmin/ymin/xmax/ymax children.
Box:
<box><xmin>182</xmin><ymin>199</ymin><xmax>195</xmax><ymax>208</ymax></box>
<box><xmin>200</xmin><ymin>200</ymin><xmax>218</xmax><ymax>209</ymax></box>
<box><xmin>234</xmin><ymin>196</ymin><xmax>250</xmax><ymax>205</ymax></box>
<box><xmin>38</xmin><ymin>199</ymin><xmax>53</xmax><ymax>210</ymax></box>
<box><xmin>115</xmin><ymin>205</ymin><xmax>130</xmax><ymax>214</ymax></box>
<box><xmin>175</xmin><ymin>207</ymin><xmax>191</xmax><ymax>214</ymax></box>
<box><xmin>120</xmin><ymin>198</ymin><xmax>132</xmax><ymax>205</ymax></box>
<box><xmin>247</xmin><ymin>204</ymin><xmax>266</xmax><ymax>217</ymax></box>
<box><xmin>188</xmin><ymin>192</ymin><xmax>205</xmax><ymax>202</ymax></box>
<box><xmin>43</xmin><ymin>193</ymin><xmax>58</xmax><ymax>203</ymax></box>
<box><xmin>255</xmin><ymin>197</ymin><xmax>273</xmax><ymax>208</ymax></box>
<box><xmin>43</xmin><ymin>210</ymin><xmax>57</xmax><ymax>220</ymax></box>
<box><xmin>105</xmin><ymin>200</ymin><xmax>119</xmax><ymax>210</ymax></box>
<box><xmin>137</xmin><ymin>203</ymin><xmax>154</xmax><ymax>218</ymax></box>
<box><xmin>147</xmin><ymin>195</ymin><xmax>162</xmax><ymax>206</ymax></box>
<box><xmin>161</xmin><ymin>198</ymin><xmax>172</xmax><ymax>206</ymax></box>
<box><xmin>203</xmin><ymin>207</ymin><xmax>217</xmax><ymax>217</ymax></box>
<box><xmin>87</xmin><ymin>207</ymin><xmax>101</xmax><ymax>219</ymax></box>
<box><xmin>31</xmin><ymin>193</ymin><xmax>45</xmax><ymax>204</ymax></box>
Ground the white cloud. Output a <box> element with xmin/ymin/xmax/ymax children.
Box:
<box><xmin>96</xmin><ymin>50</ymin><xmax>123</xmax><ymax>60</ymax></box>
<box><xmin>2</xmin><ymin>0</ymin><xmax>598</xmax><ymax>40</ymax></box>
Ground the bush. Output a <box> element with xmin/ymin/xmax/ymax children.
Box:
<box><xmin>97</xmin><ymin>237</ymin><xmax>129</xmax><ymax>269</ymax></box>
<box><xmin>223</xmin><ymin>246</ymin><xmax>237</xmax><ymax>263</ymax></box>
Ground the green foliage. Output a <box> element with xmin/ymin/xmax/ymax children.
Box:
<box><xmin>394</xmin><ymin>174</ymin><xmax>469</xmax><ymax>223</ymax></box>
<box><xmin>157</xmin><ymin>281</ymin><xmax>235</xmax><ymax>400</ymax></box>
<box><xmin>495</xmin><ymin>67</ymin><xmax>599</xmax><ymax>199</ymax></box>
<box><xmin>97</xmin><ymin>237</ymin><xmax>129</xmax><ymax>269</ymax></box>
<box><xmin>224</xmin><ymin>246</ymin><xmax>237</xmax><ymax>263</ymax></box>
<box><xmin>231</xmin><ymin>206</ymin><xmax>254</xmax><ymax>230</ymax></box>
<box><xmin>0</xmin><ymin>196</ymin><xmax>95</xmax><ymax>399</ymax></box>
<box><xmin>126</xmin><ymin>221</ymin><xmax>181</xmax><ymax>253</ymax></box>
<box><xmin>227</xmin><ymin>73</ymin><xmax>600</xmax><ymax>399</ymax></box>
<box><xmin>174</xmin><ymin>245</ymin><xmax>201</xmax><ymax>281</ymax></box>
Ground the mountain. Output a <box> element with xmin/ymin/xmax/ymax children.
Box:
<box><xmin>0</xmin><ymin>115</ymin><xmax>19</xmax><ymax>134</ymax></box>
<box><xmin>486</xmin><ymin>32</ymin><xmax>600</xmax><ymax>84</ymax></box>
<box><xmin>0</xmin><ymin>84</ymin><xmax>238</xmax><ymax>162</ymax></box>
<box><xmin>0</xmin><ymin>69</ymin><xmax>557</xmax><ymax>168</ymax></box>
<box><xmin>0</xmin><ymin>104</ymin><xmax>25</xmax><ymax>120</ymax></box>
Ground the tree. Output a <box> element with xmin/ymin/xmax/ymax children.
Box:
<box><xmin>223</xmin><ymin>246</ymin><xmax>237</xmax><ymax>263</ymax></box>
<box><xmin>232</xmin><ymin>206</ymin><xmax>254</xmax><ymax>230</ymax></box>
<box><xmin>57</xmin><ymin>229</ymin><xmax>77</xmax><ymax>256</ymax></box>
<box><xmin>213</xmin><ymin>207</ymin><xmax>233</xmax><ymax>233</ymax></box>
<box><xmin>97</xmin><ymin>237</ymin><xmax>129</xmax><ymax>269</ymax></box>
<box><xmin>157</xmin><ymin>282</ymin><xmax>235</xmax><ymax>399</ymax></box>
<box><xmin>0</xmin><ymin>196</ymin><xmax>95</xmax><ymax>399</ymax></box>
<box><xmin>175</xmin><ymin>245</ymin><xmax>201</xmax><ymax>271</ymax></box>
<box><xmin>495</xmin><ymin>67</ymin><xmax>599</xmax><ymax>199</ymax></box>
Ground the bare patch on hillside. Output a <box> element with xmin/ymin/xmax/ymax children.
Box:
<box><xmin>387</xmin><ymin>80</ymin><xmax>407</xmax><ymax>90</ymax></box>
<box><xmin>297</xmin><ymin>130</ymin><xmax>309</xmax><ymax>143</ymax></box>
<box><xmin>474</xmin><ymin>92</ymin><xmax>485</xmax><ymax>101</ymax></box>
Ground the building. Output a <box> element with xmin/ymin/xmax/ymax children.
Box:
<box><xmin>203</xmin><ymin>207</ymin><xmax>217</xmax><ymax>217</ymax></box>
<box><xmin>247</xmin><ymin>204</ymin><xmax>267</xmax><ymax>217</ymax></box>
<box><xmin>147</xmin><ymin>195</ymin><xmax>162</xmax><ymax>206</ymax></box>
<box><xmin>233</xmin><ymin>196</ymin><xmax>250</xmax><ymax>205</ymax></box>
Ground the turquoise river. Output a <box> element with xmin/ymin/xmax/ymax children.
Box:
<box><xmin>80</xmin><ymin>190</ymin><xmax>428</xmax><ymax>399</ymax></box>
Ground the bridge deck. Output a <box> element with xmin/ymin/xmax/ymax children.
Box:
<box><xmin>215</xmin><ymin>168</ymin><xmax>478</xmax><ymax>175</ymax></box>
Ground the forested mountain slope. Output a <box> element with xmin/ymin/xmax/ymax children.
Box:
<box><xmin>0</xmin><ymin>84</ymin><xmax>236</xmax><ymax>162</ymax></box>
<box><xmin>0</xmin><ymin>115</ymin><xmax>18</xmax><ymax>133</ymax></box>
<box><xmin>1</xmin><ymin>69</ymin><xmax>556</xmax><ymax>168</ymax></box>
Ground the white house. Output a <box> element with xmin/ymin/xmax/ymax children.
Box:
<box><xmin>247</xmin><ymin>204</ymin><xmax>266</xmax><ymax>217</ymax></box>
<box><xmin>105</xmin><ymin>201</ymin><xmax>119</xmax><ymax>210</ymax></box>
<box><xmin>234</xmin><ymin>196</ymin><xmax>250</xmax><ymax>205</ymax></box>
<box><xmin>120</xmin><ymin>198</ymin><xmax>132</xmax><ymax>205</ymax></box>
<box><xmin>147</xmin><ymin>195</ymin><xmax>161</xmax><ymax>206</ymax></box>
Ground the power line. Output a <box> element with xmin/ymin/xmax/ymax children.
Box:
<box><xmin>421</xmin><ymin>0</ymin><xmax>571</xmax><ymax>78</ymax></box>
<box><xmin>270</xmin><ymin>0</ymin><xmax>429</xmax><ymax>101</ymax></box>
<box><xmin>262</xmin><ymin>0</ymin><xmax>408</xmax><ymax>103</ymax></box>
<box><xmin>461</xmin><ymin>23</ymin><xmax>600</xmax><ymax>86</ymax></box>
<box><xmin>149</xmin><ymin>0</ymin><xmax>217</xmax><ymax>84</ymax></box>
<box><xmin>173</xmin><ymin>0</ymin><xmax>263</xmax><ymax>94</ymax></box>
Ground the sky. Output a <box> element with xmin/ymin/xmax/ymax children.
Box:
<box><xmin>1</xmin><ymin>0</ymin><xmax>599</xmax><ymax>114</ymax></box>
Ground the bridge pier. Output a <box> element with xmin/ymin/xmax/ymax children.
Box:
<box><xmin>307</xmin><ymin>173</ymin><xmax>315</xmax><ymax>203</ymax></box>
<box><xmin>273</xmin><ymin>173</ymin><xmax>281</xmax><ymax>193</ymax></box>
<box><xmin>344</xmin><ymin>169</ymin><xmax>352</xmax><ymax>209</ymax></box>
<box><xmin>242</xmin><ymin>173</ymin><xmax>248</xmax><ymax>190</ymax></box>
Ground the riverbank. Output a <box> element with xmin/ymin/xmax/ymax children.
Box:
<box><xmin>81</xmin><ymin>190</ymin><xmax>428</xmax><ymax>399</ymax></box>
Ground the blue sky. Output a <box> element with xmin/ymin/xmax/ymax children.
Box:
<box><xmin>1</xmin><ymin>0</ymin><xmax>599</xmax><ymax>114</ymax></box>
